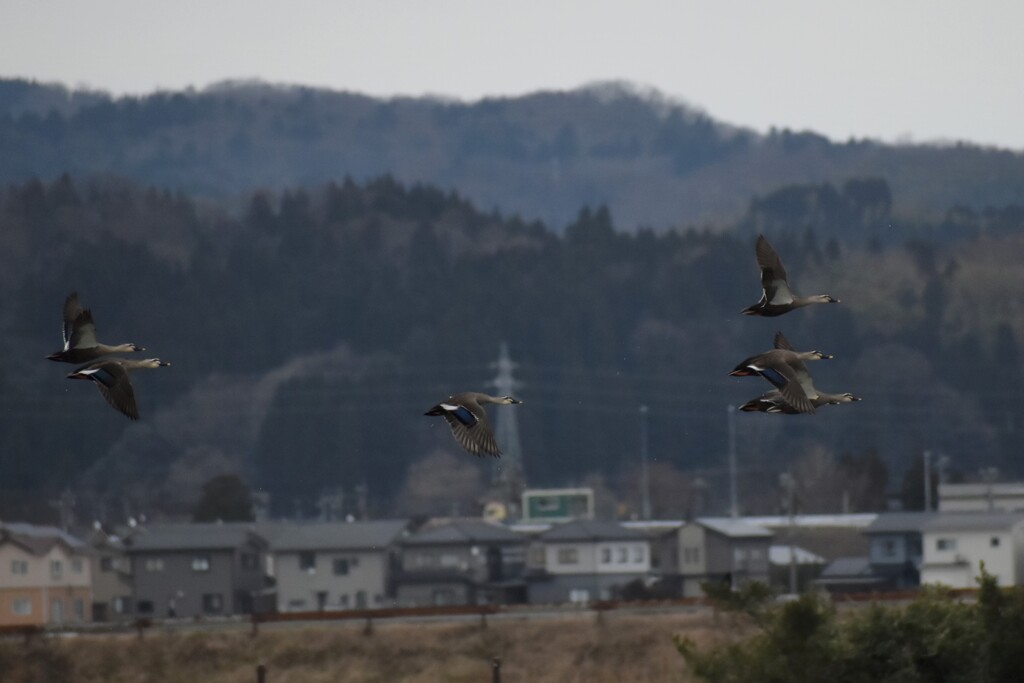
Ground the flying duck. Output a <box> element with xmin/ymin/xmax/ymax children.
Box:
<box><xmin>741</xmin><ymin>235</ymin><xmax>839</xmax><ymax>316</ymax></box>
<box><xmin>425</xmin><ymin>392</ymin><xmax>522</xmax><ymax>458</ymax></box>
<box><xmin>729</xmin><ymin>332</ymin><xmax>832</xmax><ymax>414</ymax></box>
<box><xmin>67</xmin><ymin>358</ymin><xmax>170</xmax><ymax>420</ymax></box>
<box><xmin>47</xmin><ymin>292</ymin><xmax>144</xmax><ymax>363</ymax></box>
<box><xmin>740</xmin><ymin>389</ymin><xmax>861</xmax><ymax>414</ymax></box>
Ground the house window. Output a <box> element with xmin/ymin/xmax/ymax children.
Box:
<box><xmin>617</xmin><ymin>547</ymin><xmax>628</xmax><ymax>563</ymax></box>
<box><xmin>339</xmin><ymin>594</ymin><xmax>349</xmax><ymax>608</ymax></box>
<box><xmin>50</xmin><ymin>560</ymin><xmax>63</xmax><ymax>579</ymax></box>
<box><xmin>137</xmin><ymin>600</ymin><xmax>154</xmax><ymax>614</ymax></box>
<box><xmin>936</xmin><ymin>538</ymin><xmax>956</xmax><ymax>551</ymax></box>
<box><xmin>432</xmin><ymin>589</ymin><xmax>456</xmax><ymax>606</ymax></box>
<box><xmin>601</xmin><ymin>548</ymin><xmax>612</xmax><ymax>563</ymax></box>
<box><xmin>356</xmin><ymin>590</ymin><xmax>367</xmax><ymax>609</ymax></box>
<box><xmin>633</xmin><ymin>546</ymin><xmax>645</xmax><ymax>563</ymax></box>
<box><xmin>12</xmin><ymin>598</ymin><xmax>31</xmax><ymax>616</ymax></box>
<box><xmin>144</xmin><ymin>558</ymin><xmax>164</xmax><ymax>572</ymax></box>
<box><xmin>113</xmin><ymin>597</ymin><xmax>132</xmax><ymax>614</ymax></box>
<box><xmin>241</xmin><ymin>553</ymin><xmax>259</xmax><ymax>570</ymax></box>
<box><xmin>11</xmin><ymin>559</ymin><xmax>28</xmax><ymax>575</ymax></box>
<box><xmin>881</xmin><ymin>539</ymin><xmax>897</xmax><ymax>557</ymax></box>
<box><xmin>73</xmin><ymin>598</ymin><xmax>85</xmax><ymax>621</ymax></box>
<box><xmin>299</xmin><ymin>552</ymin><xmax>316</xmax><ymax>572</ymax></box>
<box><xmin>71</xmin><ymin>559</ymin><xmax>84</xmax><ymax>574</ymax></box>
<box><xmin>333</xmin><ymin>558</ymin><xmax>350</xmax><ymax>576</ymax></box>
<box><xmin>557</xmin><ymin>548</ymin><xmax>579</xmax><ymax>565</ymax></box>
<box><xmin>192</xmin><ymin>556</ymin><xmax>211</xmax><ymax>572</ymax></box>
<box><xmin>991</xmin><ymin>537</ymin><xmax>1001</xmax><ymax>547</ymax></box>
<box><xmin>202</xmin><ymin>593</ymin><xmax>224</xmax><ymax>613</ymax></box>
<box><xmin>100</xmin><ymin>557</ymin><xmax>114</xmax><ymax>572</ymax></box>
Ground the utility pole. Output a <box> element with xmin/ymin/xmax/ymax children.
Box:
<box><xmin>48</xmin><ymin>489</ymin><xmax>76</xmax><ymax>532</ymax></box>
<box><xmin>936</xmin><ymin>454</ymin><xmax>950</xmax><ymax>510</ymax></box>
<box><xmin>923</xmin><ymin>450</ymin><xmax>932</xmax><ymax>511</ymax></box>
<box><xmin>980</xmin><ymin>467</ymin><xmax>1000</xmax><ymax>512</ymax></box>
<box><xmin>639</xmin><ymin>405</ymin><xmax>651</xmax><ymax>520</ymax></box>
<box><xmin>779</xmin><ymin>472</ymin><xmax>797</xmax><ymax>594</ymax></box>
<box><xmin>491</xmin><ymin>342</ymin><xmax>525</xmax><ymax>515</ymax></box>
<box><xmin>727</xmin><ymin>405</ymin><xmax>738</xmax><ymax>518</ymax></box>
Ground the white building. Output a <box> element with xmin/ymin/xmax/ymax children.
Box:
<box><xmin>920</xmin><ymin>512</ymin><xmax>1024</xmax><ymax>588</ymax></box>
<box><xmin>526</xmin><ymin>520</ymin><xmax>650</xmax><ymax>603</ymax></box>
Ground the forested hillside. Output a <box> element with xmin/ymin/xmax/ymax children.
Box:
<box><xmin>2</xmin><ymin>174</ymin><xmax>1022</xmax><ymax>522</ymax></box>
<box><xmin>3</xmin><ymin>78</ymin><xmax>1024</xmax><ymax>230</ymax></box>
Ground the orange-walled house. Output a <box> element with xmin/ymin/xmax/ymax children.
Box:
<box><xmin>0</xmin><ymin>523</ymin><xmax>92</xmax><ymax>627</ymax></box>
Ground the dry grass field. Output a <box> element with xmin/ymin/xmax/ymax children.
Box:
<box><xmin>0</xmin><ymin>609</ymin><xmax>742</xmax><ymax>683</ymax></box>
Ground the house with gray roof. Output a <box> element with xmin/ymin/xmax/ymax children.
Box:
<box><xmin>125</xmin><ymin>524</ymin><xmax>268</xmax><ymax>619</ymax></box>
<box><xmin>677</xmin><ymin>518</ymin><xmax>773</xmax><ymax>597</ymax></box>
<box><xmin>526</xmin><ymin>520</ymin><xmax>651</xmax><ymax>604</ymax></box>
<box><xmin>768</xmin><ymin>545</ymin><xmax>826</xmax><ymax>593</ymax></box>
<box><xmin>920</xmin><ymin>512</ymin><xmax>1024</xmax><ymax>588</ymax></box>
<box><xmin>813</xmin><ymin>556</ymin><xmax>884</xmax><ymax>593</ymax></box>
<box><xmin>394</xmin><ymin>519</ymin><xmax>526</xmax><ymax>607</ymax></box>
<box><xmin>863</xmin><ymin>512</ymin><xmax>937</xmax><ymax>590</ymax></box>
<box><xmin>262</xmin><ymin>519</ymin><xmax>409</xmax><ymax>612</ymax></box>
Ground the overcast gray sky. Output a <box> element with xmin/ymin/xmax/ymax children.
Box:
<box><xmin>3</xmin><ymin>0</ymin><xmax>1023</xmax><ymax>149</ymax></box>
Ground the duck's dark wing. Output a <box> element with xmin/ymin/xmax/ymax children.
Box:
<box><xmin>756</xmin><ymin>236</ymin><xmax>795</xmax><ymax>306</ymax></box>
<box><xmin>752</xmin><ymin>356</ymin><xmax>815</xmax><ymax>414</ymax></box>
<box><xmin>773</xmin><ymin>331</ymin><xmax>795</xmax><ymax>351</ymax></box>
<box><xmin>427</xmin><ymin>395</ymin><xmax>502</xmax><ymax>457</ymax></box>
<box><xmin>443</xmin><ymin>409</ymin><xmax>501</xmax><ymax>458</ymax></box>
<box><xmin>77</xmin><ymin>362</ymin><xmax>139</xmax><ymax>420</ymax></box>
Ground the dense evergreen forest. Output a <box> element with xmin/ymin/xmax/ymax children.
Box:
<box><xmin>3</xmin><ymin>78</ymin><xmax>1024</xmax><ymax>230</ymax></box>
<box><xmin>2</xmin><ymin>173</ymin><xmax>1022</xmax><ymax>522</ymax></box>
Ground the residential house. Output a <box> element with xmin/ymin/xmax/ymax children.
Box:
<box><xmin>677</xmin><ymin>518</ymin><xmax>773</xmax><ymax>597</ymax></box>
<box><xmin>264</xmin><ymin>519</ymin><xmax>409</xmax><ymax>612</ymax></box>
<box><xmin>395</xmin><ymin>520</ymin><xmax>526</xmax><ymax>607</ymax></box>
<box><xmin>527</xmin><ymin>520</ymin><xmax>651</xmax><ymax>604</ymax></box>
<box><xmin>920</xmin><ymin>512</ymin><xmax>1024</xmax><ymax>588</ymax></box>
<box><xmin>621</xmin><ymin>520</ymin><xmax>685</xmax><ymax>575</ymax></box>
<box><xmin>0</xmin><ymin>522</ymin><xmax>92</xmax><ymax>627</ymax></box>
<box><xmin>80</xmin><ymin>523</ymin><xmax>135</xmax><ymax>622</ymax></box>
<box><xmin>744</xmin><ymin>514</ymin><xmax>876</xmax><ymax>565</ymax></box>
<box><xmin>126</xmin><ymin>524</ymin><xmax>268</xmax><ymax>619</ymax></box>
<box><xmin>813</xmin><ymin>556</ymin><xmax>884</xmax><ymax>593</ymax></box>
<box><xmin>863</xmin><ymin>512</ymin><xmax>937</xmax><ymax>590</ymax></box>
<box><xmin>768</xmin><ymin>545</ymin><xmax>826</xmax><ymax>593</ymax></box>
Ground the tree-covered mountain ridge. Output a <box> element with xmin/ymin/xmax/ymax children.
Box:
<box><xmin>3</xmin><ymin>77</ymin><xmax>1023</xmax><ymax>231</ymax></box>
<box><xmin>2</xmin><ymin>172</ymin><xmax>1022</xmax><ymax>522</ymax></box>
